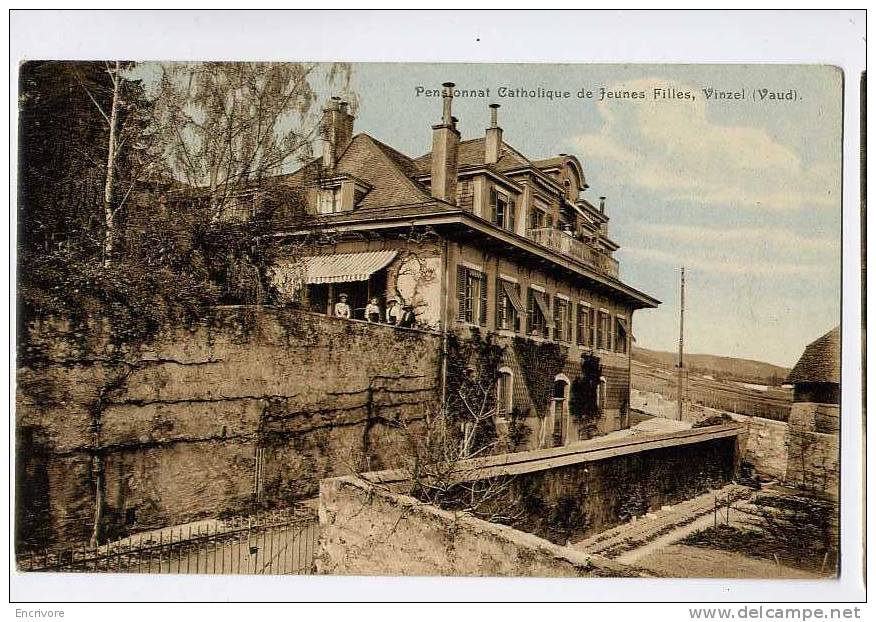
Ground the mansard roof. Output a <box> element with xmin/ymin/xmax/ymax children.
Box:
<box><xmin>412</xmin><ymin>137</ymin><xmax>532</xmax><ymax>175</ymax></box>
<box><xmin>333</xmin><ymin>134</ymin><xmax>433</xmax><ymax>208</ymax></box>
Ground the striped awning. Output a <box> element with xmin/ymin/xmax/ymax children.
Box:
<box><xmin>301</xmin><ymin>250</ymin><xmax>398</xmax><ymax>284</ymax></box>
<box><xmin>533</xmin><ymin>290</ymin><xmax>555</xmax><ymax>328</ymax></box>
<box><xmin>501</xmin><ymin>280</ymin><xmax>525</xmax><ymax>315</ymax></box>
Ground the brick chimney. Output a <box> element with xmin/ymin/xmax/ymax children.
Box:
<box><xmin>485</xmin><ymin>103</ymin><xmax>502</xmax><ymax>165</ymax></box>
<box><xmin>599</xmin><ymin>196</ymin><xmax>606</xmax><ymax>213</ymax></box>
<box><xmin>430</xmin><ymin>82</ymin><xmax>460</xmax><ymax>203</ymax></box>
<box><xmin>322</xmin><ymin>97</ymin><xmax>354</xmax><ymax>169</ymax></box>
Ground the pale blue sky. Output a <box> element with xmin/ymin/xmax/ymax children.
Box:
<box><xmin>345</xmin><ymin>63</ymin><xmax>842</xmax><ymax>367</ymax></box>
<box><xmin>135</xmin><ymin>62</ymin><xmax>842</xmax><ymax>366</ymax></box>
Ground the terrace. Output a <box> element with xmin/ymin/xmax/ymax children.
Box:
<box><xmin>527</xmin><ymin>227</ymin><xmax>620</xmax><ymax>278</ymax></box>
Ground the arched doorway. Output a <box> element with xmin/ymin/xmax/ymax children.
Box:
<box><xmin>551</xmin><ymin>374</ymin><xmax>571</xmax><ymax>446</ymax></box>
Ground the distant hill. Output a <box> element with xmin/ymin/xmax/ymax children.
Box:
<box><xmin>632</xmin><ymin>346</ymin><xmax>790</xmax><ymax>386</ymax></box>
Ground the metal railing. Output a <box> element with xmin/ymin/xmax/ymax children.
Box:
<box><xmin>527</xmin><ymin>227</ymin><xmax>620</xmax><ymax>278</ymax></box>
<box><xmin>18</xmin><ymin>509</ymin><xmax>320</xmax><ymax>575</ymax></box>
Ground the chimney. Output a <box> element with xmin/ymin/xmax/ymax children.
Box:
<box><xmin>485</xmin><ymin>103</ymin><xmax>502</xmax><ymax>165</ymax></box>
<box><xmin>322</xmin><ymin>96</ymin><xmax>354</xmax><ymax>169</ymax></box>
<box><xmin>430</xmin><ymin>82</ymin><xmax>460</xmax><ymax>202</ymax></box>
<box><xmin>599</xmin><ymin>196</ymin><xmax>606</xmax><ymax>213</ymax></box>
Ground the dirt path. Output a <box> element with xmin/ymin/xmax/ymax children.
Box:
<box><xmin>572</xmin><ymin>484</ymin><xmax>751</xmax><ymax>560</ymax></box>
<box><xmin>634</xmin><ymin>544</ymin><xmax>824</xmax><ymax>579</ymax></box>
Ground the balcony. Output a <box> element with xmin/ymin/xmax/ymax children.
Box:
<box><xmin>527</xmin><ymin>228</ymin><xmax>620</xmax><ymax>278</ymax></box>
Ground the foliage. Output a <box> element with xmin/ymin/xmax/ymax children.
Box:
<box><xmin>681</xmin><ymin>492</ymin><xmax>838</xmax><ymax>572</ymax></box>
<box><xmin>443</xmin><ymin>329</ymin><xmax>505</xmax><ymax>456</ymax></box>
<box><xmin>570</xmin><ymin>353</ymin><xmax>602</xmax><ymax>438</ymax></box>
<box><xmin>512</xmin><ymin>337</ymin><xmax>568</xmax><ymax>415</ymax></box>
<box><xmin>505</xmin><ymin>407</ymin><xmax>531</xmax><ymax>451</ymax></box>
<box><xmin>692</xmin><ymin>413</ymin><xmax>735</xmax><ymax>428</ymax></box>
<box><xmin>155</xmin><ymin>61</ymin><xmax>353</xmax><ymax>222</ymax></box>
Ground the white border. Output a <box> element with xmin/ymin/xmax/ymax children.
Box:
<box><xmin>6</xmin><ymin>8</ymin><xmax>866</xmax><ymax>607</ymax></box>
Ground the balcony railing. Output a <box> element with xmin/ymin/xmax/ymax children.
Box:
<box><xmin>527</xmin><ymin>228</ymin><xmax>620</xmax><ymax>278</ymax></box>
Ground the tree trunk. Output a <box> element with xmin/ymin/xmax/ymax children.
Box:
<box><xmin>89</xmin><ymin>454</ymin><xmax>105</xmax><ymax>548</ymax></box>
<box><xmin>102</xmin><ymin>61</ymin><xmax>121</xmax><ymax>267</ymax></box>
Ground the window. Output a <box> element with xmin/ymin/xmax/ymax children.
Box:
<box><xmin>529</xmin><ymin>207</ymin><xmax>548</xmax><ymax>230</ymax></box>
<box><xmin>615</xmin><ymin>317</ymin><xmax>628</xmax><ymax>354</ymax></box>
<box><xmin>599</xmin><ymin>311</ymin><xmax>612</xmax><ymax>350</ymax></box>
<box><xmin>496</xmin><ymin>367</ymin><xmax>513</xmax><ymax>417</ymax></box>
<box><xmin>317</xmin><ymin>187</ymin><xmax>340</xmax><ymax>214</ymax></box>
<box><xmin>576</xmin><ymin>303</ymin><xmax>592</xmax><ymax>347</ymax></box>
<box><xmin>490</xmin><ymin>187</ymin><xmax>515</xmax><ymax>231</ymax></box>
<box><xmin>496</xmin><ymin>278</ymin><xmax>522</xmax><ymax>332</ymax></box>
<box><xmin>597</xmin><ymin>377</ymin><xmax>607</xmax><ymax>410</ymax></box>
<box><xmin>457</xmin><ymin>179</ymin><xmax>474</xmax><ymax>210</ymax></box>
<box><xmin>457</xmin><ymin>265</ymin><xmax>487</xmax><ymax>325</ymax></box>
<box><xmin>553</xmin><ymin>297</ymin><xmax>572</xmax><ymax>343</ymax></box>
<box><xmin>527</xmin><ymin>288</ymin><xmax>552</xmax><ymax>338</ymax></box>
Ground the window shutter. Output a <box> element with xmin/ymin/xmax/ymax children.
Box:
<box><xmin>457</xmin><ymin>265</ymin><xmax>466</xmax><ymax>322</ymax></box>
<box><xmin>591</xmin><ymin>308</ymin><xmax>598</xmax><ymax>348</ymax></box>
<box><xmin>514</xmin><ymin>284</ymin><xmax>521</xmax><ymax>332</ymax></box>
<box><xmin>527</xmin><ymin>289</ymin><xmax>534</xmax><ymax>334</ymax></box>
<box><xmin>508</xmin><ymin>197</ymin><xmax>516</xmax><ymax>232</ymax></box>
<box><xmin>567</xmin><ymin>304</ymin><xmax>573</xmax><ymax>345</ymax></box>
<box><xmin>480</xmin><ymin>272</ymin><xmax>488</xmax><ymax>326</ymax></box>
<box><xmin>489</xmin><ymin>188</ymin><xmax>497</xmax><ymax>224</ymax></box>
<box><xmin>495</xmin><ymin>275</ymin><xmax>502</xmax><ymax>328</ymax></box>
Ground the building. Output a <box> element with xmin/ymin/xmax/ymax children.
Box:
<box><xmin>785</xmin><ymin>326</ymin><xmax>840</xmax><ymax>498</ymax></box>
<box><xmin>266</xmin><ymin>83</ymin><xmax>660</xmax><ymax>449</ymax></box>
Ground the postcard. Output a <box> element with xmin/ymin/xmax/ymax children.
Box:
<box><xmin>15</xmin><ymin>60</ymin><xmax>845</xmax><ymax>582</ymax></box>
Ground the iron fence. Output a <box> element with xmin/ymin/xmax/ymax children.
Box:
<box><xmin>18</xmin><ymin>509</ymin><xmax>320</xmax><ymax>575</ymax></box>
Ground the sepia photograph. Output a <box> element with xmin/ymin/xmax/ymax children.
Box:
<box><xmin>7</xmin><ymin>9</ymin><xmax>866</xmax><ymax>611</ymax></box>
<box><xmin>14</xmin><ymin>59</ymin><xmax>846</xmax><ymax>580</ymax></box>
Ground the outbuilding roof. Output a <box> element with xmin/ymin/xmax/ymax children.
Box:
<box><xmin>787</xmin><ymin>326</ymin><xmax>840</xmax><ymax>385</ymax></box>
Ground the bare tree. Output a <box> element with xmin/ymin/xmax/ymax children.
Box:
<box><xmin>74</xmin><ymin>61</ymin><xmax>166</xmax><ymax>266</ymax></box>
<box><xmin>156</xmin><ymin>62</ymin><xmax>353</xmax><ymax>222</ymax></box>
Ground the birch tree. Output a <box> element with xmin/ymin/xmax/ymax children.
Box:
<box><xmin>74</xmin><ymin>61</ymin><xmax>165</xmax><ymax>266</ymax></box>
<box><xmin>156</xmin><ymin>62</ymin><xmax>353</xmax><ymax>223</ymax></box>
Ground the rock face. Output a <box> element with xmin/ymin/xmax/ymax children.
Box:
<box><xmin>16</xmin><ymin>307</ymin><xmax>442</xmax><ymax>550</ymax></box>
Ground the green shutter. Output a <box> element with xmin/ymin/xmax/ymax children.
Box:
<box><xmin>457</xmin><ymin>265</ymin><xmax>466</xmax><ymax>322</ymax></box>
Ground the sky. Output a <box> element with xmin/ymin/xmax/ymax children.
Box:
<box><xmin>133</xmin><ymin>62</ymin><xmax>842</xmax><ymax>367</ymax></box>
<box><xmin>344</xmin><ymin>63</ymin><xmax>843</xmax><ymax>368</ymax></box>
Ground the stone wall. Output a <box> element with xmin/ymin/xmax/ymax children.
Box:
<box><xmin>318</xmin><ymin>425</ymin><xmax>744</xmax><ymax>575</ymax></box>
<box><xmin>786</xmin><ymin>402</ymin><xmax>840</xmax><ymax>499</ymax></box>
<box><xmin>16</xmin><ymin>307</ymin><xmax>442</xmax><ymax>550</ymax></box>
<box><xmin>316</xmin><ymin>475</ymin><xmax>639</xmax><ymax>577</ymax></box>
<box><xmin>505</xmin><ymin>431</ymin><xmax>740</xmax><ymax>543</ymax></box>
<box><xmin>632</xmin><ymin>389</ymin><xmax>788</xmax><ymax>480</ymax></box>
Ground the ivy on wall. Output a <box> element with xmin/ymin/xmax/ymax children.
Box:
<box><xmin>512</xmin><ymin>337</ymin><xmax>568</xmax><ymax>416</ymax></box>
<box><xmin>570</xmin><ymin>353</ymin><xmax>602</xmax><ymax>439</ymax></box>
<box><xmin>445</xmin><ymin>328</ymin><xmax>506</xmax><ymax>453</ymax></box>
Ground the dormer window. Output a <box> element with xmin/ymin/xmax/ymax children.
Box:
<box><xmin>529</xmin><ymin>200</ymin><xmax>552</xmax><ymax>231</ymax></box>
<box><xmin>489</xmin><ymin>187</ymin><xmax>515</xmax><ymax>231</ymax></box>
<box><xmin>315</xmin><ymin>175</ymin><xmax>371</xmax><ymax>214</ymax></box>
<box><xmin>317</xmin><ymin>187</ymin><xmax>341</xmax><ymax>214</ymax></box>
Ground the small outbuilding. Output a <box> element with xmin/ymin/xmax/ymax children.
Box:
<box><xmin>785</xmin><ymin>326</ymin><xmax>840</xmax><ymax>498</ymax></box>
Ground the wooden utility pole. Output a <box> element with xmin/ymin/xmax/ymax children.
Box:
<box><xmin>677</xmin><ymin>266</ymin><xmax>685</xmax><ymax>421</ymax></box>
